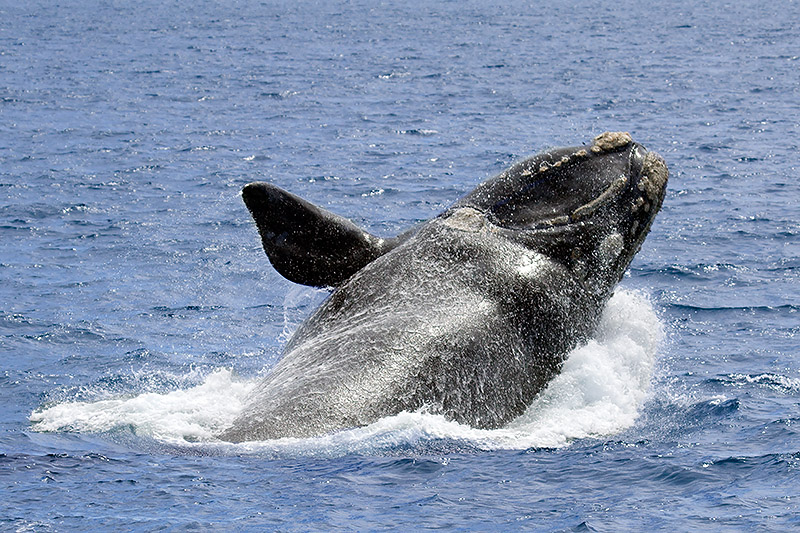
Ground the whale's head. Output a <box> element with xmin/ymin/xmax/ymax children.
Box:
<box><xmin>454</xmin><ymin>132</ymin><xmax>668</xmax><ymax>300</ymax></box>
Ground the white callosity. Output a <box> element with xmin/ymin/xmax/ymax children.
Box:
<box><xmin>441</xmin><ymin>207</ymin><xmax>487</xmax><ymax>232</ymax></box>
<box><xmin>639</xmin><ymin>152</ymin><xmax>669</xmax><ymax>203</ymax></box>
<box><xmin>591</xmin><ymin>131</ymin><xmax>633</xmax><ymax>152</ymax></box>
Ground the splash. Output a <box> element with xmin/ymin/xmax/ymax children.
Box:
<box><xmin>501</xmin><ymin>288</ymin><xmax>662</xmax><ymax>448</ymax></box>
<box><xmin>30</xmin><ymin>289</ymin><xmax>662</xmax><ymax>452</ymax></box>
<box><xmin>30</xmin><ymin>369</ymin><xmax>254</xmax><ymax>441</ymax></box>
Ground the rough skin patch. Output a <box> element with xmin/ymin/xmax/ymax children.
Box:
<box><xmin>639</xmin><ymin>152</ymin><xmax>669</xmax><ymax>202</ymax></box>
<box><xmin>443</xmin><ymin>207</ymin><xmax>486</xmax><ymax>232</ymax></box>
<box><xmin>591</xmin><ymin>131</ymin><xmax>633</xmax><ymax>153</ymax></box>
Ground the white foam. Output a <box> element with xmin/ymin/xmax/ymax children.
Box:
<box><xmin>30</xmin><ymin>289</ymin><xmax>662</xmax><ymax>452</ymax></box>
<box><xmin>501</xmin><ymin>288</ymin><xmax>662</xmax><ymax>448</ymax></box>
<box><xmin>30</xmin><ymin>369</ymin><xmax>254</xmax><ymax>442</ymax></box>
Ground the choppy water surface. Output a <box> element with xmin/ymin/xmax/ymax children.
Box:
<box><xmin>2</xmin><ymin>0</ymin><xmax>799</xmax><ymax>530</ymax></box>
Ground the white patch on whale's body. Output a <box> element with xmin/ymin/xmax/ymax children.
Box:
<box><xmin>516</xmin><ymin>250</ymin><xmax>548</xmax><ymax>278</ymax></box>
<box><xmin>441</xmin><ymin>207</ymin><xmax>486</xmax><ymax>232</ymax></box>
<box><xmin>598</xmin><ymin>232</ymin><xmax>624</xmax><ymax>263</ymax></box>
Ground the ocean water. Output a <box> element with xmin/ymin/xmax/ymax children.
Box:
<box><xmin>2</xmin><ymin>0</ymin><xmax>799</xmax><ymax>530</ymax></box>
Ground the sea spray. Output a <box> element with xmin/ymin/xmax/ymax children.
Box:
<box><xmin>31</xmin><ymin>289</ymin><xmax>661</xmax><ymax>451</ymax></box>
<box><xmin>30</xmin><ymin>369</ymin><xmax>254</xmax><ymax>441</ymax></box>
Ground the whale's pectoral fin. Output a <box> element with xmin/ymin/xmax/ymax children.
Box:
<box><xmin>242</xmin><ymin>182</ymin><xmax>397</xmax><ymax>287</ymax></box>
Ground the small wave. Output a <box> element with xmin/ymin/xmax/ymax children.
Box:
<box><xmin>685</xmin><ymin>397</ymin><xmax>741</xmax><ymax>419</ymax></box>
<box><xmin>666</xmin><ymin>303</ymin><xmax>799</xmax><ymax>315</ymax></box>
<box><xmin>395</xmin><ymin>129</ymin><xmax>438</xmax><ymax>136</ymax></box>
<box><xmin>21</xmin><ymin>321</ymin><xmax>107</xmax><ymax>345</ymax></box>
<box><xmin>653</xmin><ymin>263</ymin><xmax>750</xmax><ymax>281</ymax></box>
<box><xmin>701</xmin><ymin>451</ymin><xmax>800</xmax><ymax>473</ymax></box>
<box><xmin>708</xmin><ymin>373</ymin><xmax>800</xmax><ymax>394</ymax></box>
<box><xmin>377</xmin><ymin>71</ymin><xmax>410</xmax><ymax>80</ymax></box>
<box><xmin>30</xmin><ymin>290</ymin><xmax>662</xmax><ymax>453</ymax></box>
<box><xmin>148</xmin><ymin>304</ymin><xmax>228</xmax><ymax>318</ymax></box>
<box><xmin>258</xmin><ymin>90</ymin><xmax>297</xmax><ymax>99</ymax></box>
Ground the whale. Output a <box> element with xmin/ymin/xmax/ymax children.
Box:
<box><xmin>219</xmin><ymin>132</ymin><xmax>668</xmax><ymax>442</ymax></box>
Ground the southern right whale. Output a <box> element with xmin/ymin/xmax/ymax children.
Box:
<box><xmin>219</xmin><ymin>131</ymin><xmax>668</xmax><ymax>442</ymax></box>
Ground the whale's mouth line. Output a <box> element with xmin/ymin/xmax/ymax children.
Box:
<box><xmin>499</xmin><ymin>147</ymin><xmax>666</xmax><ymax>232</ymax></box>
<box><xmin>568</xmin><ymin>175</ymin><xmax>629</xmax><ymax>222</ymax></box>
<box><xmin>498</xmin><ymin>171</ymin><xmax>634</xmax><ymax>231</ymax></box>
<box><xmin>452</xmin><ymin>134</ymin><xmax>664</xmax><ymax>233</ymax></box>
<box><xmin>445</xmin><ymin>169</ymin><xmax>635</xmax><ymax>232</ymax></box>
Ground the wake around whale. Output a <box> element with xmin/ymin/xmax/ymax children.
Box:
<box><xmin>219</xmin><ymin>132</ymin><xmax>668</xmax><ymax>442</ymax></box>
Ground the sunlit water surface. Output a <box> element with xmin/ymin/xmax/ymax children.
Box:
<box><xmin>2</xmin><ymin>0</ymin><xmax>799</xmax><ymax>530</ymax></box>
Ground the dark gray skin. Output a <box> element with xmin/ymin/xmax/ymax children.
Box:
<box><xmin>219</xmin><ymin>132</ymin><xmax>668</xmax><ymax>442</ymax></box>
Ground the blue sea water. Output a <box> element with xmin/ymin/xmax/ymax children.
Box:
<box><xmin>2</xmin><ymin>0</ymin><xmax>799</xmax><ymax>529</ymax></box>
